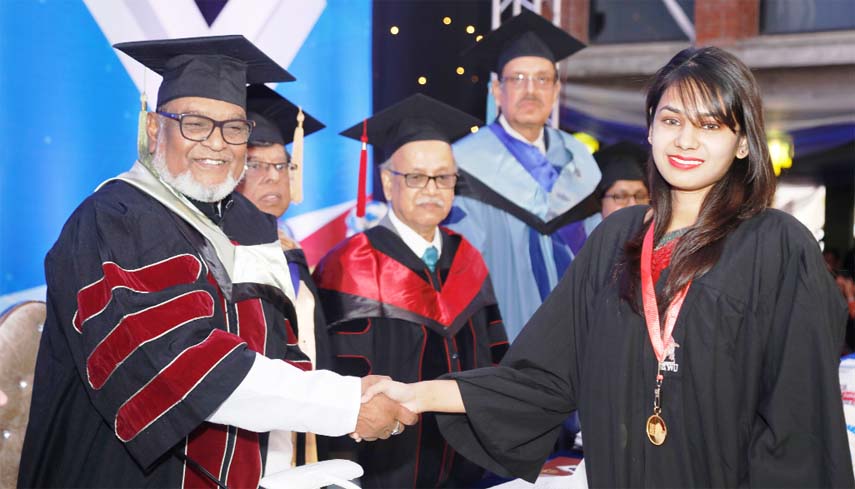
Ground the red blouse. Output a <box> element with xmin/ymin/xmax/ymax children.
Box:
<box><xmin>651</xmin><ymin>238</ymin><xmax>679</xmax><ymax>284</ymax></box>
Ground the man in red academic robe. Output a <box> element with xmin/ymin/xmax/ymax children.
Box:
<box><xmin>314</xmin><ymin>94</ymin><xmax>509</xmax><ymax>488</ymax></box>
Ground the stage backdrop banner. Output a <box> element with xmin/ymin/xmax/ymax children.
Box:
<box><xmin>0</xmin><ymin>0</ymin><xmax>372</xmax><ymax>306</ymax></box>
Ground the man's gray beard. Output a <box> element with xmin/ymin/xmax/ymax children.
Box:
<box><xmin>150</xmin><ymin>143</ymin><xmax>245</xmax><ymax>203</ymax></box>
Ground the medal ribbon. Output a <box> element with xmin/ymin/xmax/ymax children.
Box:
<box><xmin>640</xmin><ymin>221</ymin><xmax>691</xmax><ymax>381</ymax></box>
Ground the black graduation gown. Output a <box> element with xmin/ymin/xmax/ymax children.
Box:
<box><xmin>437</xmin><ymin>206</ymin><xmax>854</xmax><ymax>488</ymax></box>
<box><xmin>313</xmin><ymin>225</ymin><xmax>509</xmax><ymax>488</ymax></box>
<box><xmin>18</xmin><ymin>181</ymin><xmax>309</xmax><ymax>488</ymax></box>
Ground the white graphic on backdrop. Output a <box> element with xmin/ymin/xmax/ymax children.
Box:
<box><xmin>83</xmin><ymin>0</ymin><xmax>325</xmax><ymax>98</ymax></box>
<box><xmin>0</xmin><ymin>1</ymin><xmax>325</xmax><ymax>306</ymax></box>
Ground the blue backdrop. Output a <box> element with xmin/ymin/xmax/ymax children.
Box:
<box><xmin>0</xmin><ymin>0</ymin><xmax>372</xmax><ymax>298</ymax></box>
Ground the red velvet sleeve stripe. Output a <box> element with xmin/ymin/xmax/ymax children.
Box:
<box><xmin>235</xmin><ymin>298</ymin><xmax>267</xmax><ymax>354</ymax></box>
<box><xmin>184</xmin><ymin>425</ymin><xmax>228</xmax><ymax>489</ymax></box>
<box><xmin>115</xmin><ymin>329</ymin><xmax>245</xmax><ymax>442</ymax></box>
<box><xmin>87</xmin><ymin>290</ymin><xmax>216</xmax><ymax>390</ymax></box>
<box><xmin>225</xmin><ymin>429</ymin><xmax>262</xmax><ymax>489</ymax></box>
<box><xmin>74</xmin><ymin>254</ymin><xmax>202</xmax><ymax>333</ymax></box>
<box><xmin>284</xmin><ymin>318</ymin><xmax>299</xmax><ymax>346</ymax></box>
<box><xmin>285</xmin><ymin>357</ymin><xmax>313</xmax><ymax>372</ymax></box>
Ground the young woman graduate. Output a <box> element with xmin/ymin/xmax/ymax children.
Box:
<box><xmin>359</xmin><ymin>46</ymin><xmax>854</xmax><ymax>488</ymax></box>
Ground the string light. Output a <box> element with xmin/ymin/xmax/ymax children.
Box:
<box><xmin>390</xmin><ymin>26</ymin><xmax>399</xmax><ymax>35</ymax></box>
<box><xmin>767</xmin><ymin>132</ymin><xmax>794</xmax><ymax>176</ymax></box>
<box><xmin>470</xmin><ymin>126</ymin><xmax>479</xmax><ymax>133</ymax></box>
<box><xmin>418</xmin><ymin>76</ymin><xmax>427</xmax><ymax>85</ymax></box>
<box><xmin>442</xmin><ymin>17</ymin><xmax>452</xmax><ymax>25</ymax></box>
<box><xmin>572</xmin><ymin>132</ymin><xmax>600</xmax><ymax>154</ymax></box>
<box><xmin>465</xmin><ymin>25</ymin><xmax>475</xmax><ymax>34</ymax></box>
<box><xmin>476</xmin><ymin>35</ymin><xmax>484</xmax><ymax>42</ymax></box>
<box><xmin>456</xmin><ymin>66</ymin><xmax>465</xmax><ymax>75</ymax></box>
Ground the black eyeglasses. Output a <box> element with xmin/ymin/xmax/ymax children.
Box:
<box><xmin>387</xmin><ymin>169</ymin><xmax>458</xmax><ymax>189</ymax></box>
<box><xmin>603</xmin><ymin>192</ymin><xmax>650</xmax><ymax>205</ymax></box>
<box><xmin>245</xmin><ymin>160</ymin><xmax>297</xmax><ymax>174</ymax></box>
<box><xmin>157</xmin><ymin>112</ymin><xmax>255</xmax><ymax>145</ymax></box>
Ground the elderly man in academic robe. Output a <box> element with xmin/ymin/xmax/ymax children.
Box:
<box><xmin>18</xmin><ymin>36</ymin><xmax>414</xmax><ymax>488</ymax></box>
<box><xmin>314</xmin><ymin>94</ymin><xmax>509</xmax><ymax>489</ymax></box>
<box><xmin>447</xmin><ymin>10</ymin><xmax>602</xmax><ymax>342</ymax></box>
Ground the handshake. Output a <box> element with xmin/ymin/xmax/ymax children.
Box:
<box><xmin>350</xmin><ymin>375</ymin><xmax>419</xmax><ymax>443</ymax></box>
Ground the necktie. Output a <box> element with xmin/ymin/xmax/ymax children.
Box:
<box><xmin>421</xmin><ymin>246</ymin><xmax>438</xmax><ymax>272</ymax></box>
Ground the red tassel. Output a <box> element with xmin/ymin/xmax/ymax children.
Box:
<box><xmin>356</xmin><ymin>118</ymin><xmax>368</xmax><ymax>218</ymax></box>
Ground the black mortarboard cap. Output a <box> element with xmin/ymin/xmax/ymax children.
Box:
<box><xmin>113</xmin><ymin>35</ymin><xmax>294</xmax><ymax>108</ymax></box>
<box><xmin>461</xmin><ymin>9</ymin><xmax>586</xmax><ymax>74</ymax></box>
<box><xmin>339</xmin><ymin>93</ymin><xmax>482</xmax><ymax>159</ymax></box>
<box><xmin>246</xmin><ymin>85</ymin><xmax>324</xmax><ymax>146</ymax></box>
<box><xmin>595</xmin><ymin>141</ymin><xmax>648</xmax><ymax>195</ymax></box>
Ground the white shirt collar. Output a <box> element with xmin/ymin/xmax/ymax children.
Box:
<box><xmin>387</xmin><ymin>208</ymin><xmax>443</xmax><ymax>260</ymax></box>
<box><xmin>499</xmin><ymin>114</ymin><xmax>546</xmax><ymax>155</ymax></box>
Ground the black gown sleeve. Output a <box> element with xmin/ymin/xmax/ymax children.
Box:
<box><xmin>436</xmin><ymin>227</ymin><xmax>599</xmax><ymax>482</ymax></box>
<box><xmin>750</xmin><ymin>236</ymin><xmax>854</xmax><ymax>487</ymax></box>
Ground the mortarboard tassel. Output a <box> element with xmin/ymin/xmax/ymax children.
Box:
<box><xmin>137</xmin><ymin>91</ymin><xmax>152</xmax><ymax>167</ymax></box>
<box><xmin>356</xmin><ymin>119</ymin><xmax>368</xmax><ymax>218</ymax></box>
<box><xmin>290</xmin><ymin>107</ymin><xmax>305</xmax><ymax>204</ymax></box>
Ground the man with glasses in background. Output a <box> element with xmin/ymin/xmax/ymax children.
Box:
<box><xmin>236</xmin><ymin>84</ymin><xmax>332</xmax><ymax>466</ymax></box>
<box><xmin>313</xmin><ymin>94</ymin><xmax>509</xmax><ymax>489</ymax></box>
<box><xmin>19</xmin><ymin>36</ymin><xmax>415</xmax><ymax>488</ymax></box>
<box><xmin>446</xmin><ymin>10</ymin><xmax>602</xmax><ymax>342</ymax></box>
<box><xmin>237</xmin><ymin>84</ymin><xmax>328</xmax><ymax>371</ymax></box>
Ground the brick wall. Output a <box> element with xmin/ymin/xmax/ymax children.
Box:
<box><xmin>562</xmin><ymin>0</ymin><xmax>590</xmax><ymax>43</ymax></box>
<box><xmin>695</xmin><ymin>0</ymin><xmax>759</xmax><ymax>46</ymax></box>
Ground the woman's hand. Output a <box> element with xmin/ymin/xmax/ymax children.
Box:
<box><xmin>362</xmin><ymin>379</ymin><xmax>420</xmax><ymax>414</ymax></box>
<box><xmin>362</xmin><ymin>379</ymin><xmax>465</xmax><ymax>416</ymax></box>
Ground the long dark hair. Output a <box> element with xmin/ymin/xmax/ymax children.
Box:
<box><xmin>618</xmin><ymin>46</ymin><xmax>776</xmax><ymax>311</ymax></box>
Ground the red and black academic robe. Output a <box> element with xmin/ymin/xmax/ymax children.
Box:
<box><xmin>313</xmin><ymin>225</ymin><xmax>509</xmax><ymax>489</ymax></box>
<box><xmin>18</xmin><ymin>180</ymin><xmax>310</xmax><ymax>488</ymax></box>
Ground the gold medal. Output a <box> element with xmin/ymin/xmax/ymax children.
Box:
<box><xmin>646</xmin><ymin>413</ymin><xmax>667</xmax><ymax>445</ymax></box>
<box><xmin>640</xmin><ymin>222</ymin><xmax>691</xmax><ymax>448</ymax></box>
<box><xmin>647</xmin><ymin>377</ymin><xmax>667</xmax><ymax>445</ymax></box>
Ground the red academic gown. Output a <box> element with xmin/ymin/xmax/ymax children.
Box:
<box><xmin>313</xmin><ymin>224</ymin><xmax>509</xmax><ymax>488</ymax></box>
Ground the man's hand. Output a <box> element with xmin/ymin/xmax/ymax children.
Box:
<box><xmin>351</xmin><ymin>376</ymin><xmax>418</xmax><ymax>442</ymax></box>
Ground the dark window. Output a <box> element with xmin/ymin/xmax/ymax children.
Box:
<box><xmin>589</xmin><ymin>0</ymin><xmax>695</xmax><ymax>43</ymax></box>
<box><xmin>761</xmin><ymin>0</ymin><xmax>855</xmax><ymax>34</ymax></box>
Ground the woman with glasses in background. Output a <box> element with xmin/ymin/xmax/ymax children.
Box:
<box><xmin>595</xmin><ymin>141</ymin><xmax>650</xmax><ymax>219</ymax></box>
